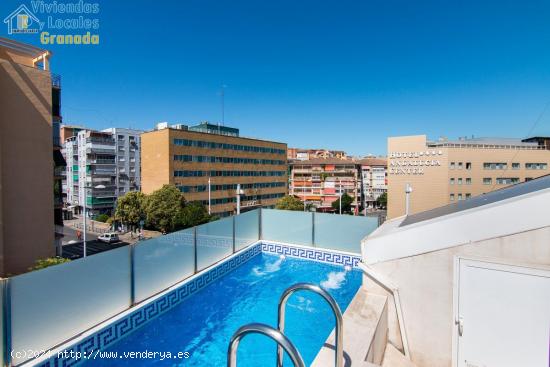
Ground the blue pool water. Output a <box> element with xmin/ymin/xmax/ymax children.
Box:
<box><xmin>89</xmin><ymin>253</ymin><xmax>361</xmax><ymax>366</ymax></box>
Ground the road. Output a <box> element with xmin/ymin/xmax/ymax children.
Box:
<box><xmin>61</xmin><ymin>225</ymin><xmax>98</xmax><ymax>244</ymax></box>
<box><xmin>61</xmin><ymin>240</ymin><xmax>128</xmax><ymax>259</ymax></box>
<box><xmin>60</xmin><ymin>225</ymin><xmax>128</xmax><ymax>259</ymax></box>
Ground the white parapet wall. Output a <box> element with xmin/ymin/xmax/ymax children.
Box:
<box><xmin>360</xmin><ymin>184</ymin><xmax>550</xmax><ymax>367</ymax></box>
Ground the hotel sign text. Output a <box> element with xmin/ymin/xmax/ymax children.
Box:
<box><xmin>389</xmin><ymin>150</ymin><xmax>444</xmax><ymax>175</ymax></box>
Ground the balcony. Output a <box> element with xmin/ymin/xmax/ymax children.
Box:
<box><xmin>51</xmin><ymin>73</ymin><xmax>61</xmax><ymax>88</ymax></box>
<box><xmin>89</xmin><ymin>159</ymin><xmax>116</xmax><ymax>165</ymax></box>
<box><xmin>86</xmin><ymin>138</ymin><xmax>115</xmax><ymax>145</ymax></box>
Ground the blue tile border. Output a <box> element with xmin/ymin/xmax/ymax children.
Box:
<box><xmin>32</xmin><ymin>241</ymin><xmax>359</xmax><ymax>367</ymax></box>
<box><xmin>36</xmin><ymin>243</ymin><xmax>262</xmax><ymax>367</ymax></box>
<box><xmin>261</xmin><ymin>242</ymin><xmax>361</xmax><ymax>268</ymax></box>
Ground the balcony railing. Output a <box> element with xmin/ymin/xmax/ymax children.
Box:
<box><xmin>51</xmin><ymin>73</ymin><xmax>61</xmax><ymax>88</ymax></box>
<box><xmin>0</xmin><ymin>208</ymin><xmax>380</xmax><ymax>365</ymax></box>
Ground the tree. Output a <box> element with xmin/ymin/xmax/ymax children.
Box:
<box><xmin>332</xmin><ymin>193</ymin><xmax>354</xmax><ymax>213</ymax></box>
<box><xmin>376</xmin><ymin>192</ymin><xmax>388</xmax><ymax>208</ymax></box>
<box><xmin>144</xmin><ymin>185</ymin><xmax>186</xmax><ymax>233</ymax></box>
<box><xmin>178</xmin><ymin>201</ymin><xmax>211</xmax><ymax>228</ymax></box>
<box><xmin>95</xmin><ymin>213</ymin><xmax>110</xmax><ymax>223</ymax></box>
<box><xmin>115</xmin><ymin>191</ymin><xmax>146</xmax><ymax>227</ymax></box>
<box><xmin>29</xmin><ymin>257</ymin><xmax>70</xmax><ymax>271</ymax></box>
<box><xmin>275</xmin><ymin>195</ymin><xmax>305</xmax><ymax>211</ymax></box>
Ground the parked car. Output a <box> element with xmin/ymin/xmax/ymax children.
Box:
<box><xmin>98</xmin><ymin>233</ymin><xmax>120</xmax><ymax>243</ymax></box>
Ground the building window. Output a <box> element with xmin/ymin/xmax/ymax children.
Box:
<box><xmin>496</xmin><ymin>177</ymin><xmax>520</xmax><ymax>185</ymax></box>
<box><xmin>450</xmin><ymin>193</ymin><xmax>455</xmax><ymax>202</ymax></box>
<box><xmin>450</xmin><ymin>178</ymin><xmax>455</xmax><ymax>185</ymax></box>
<box><xmin>525</xmin><ymin>163</ymin><xmax>547</xmax><ymax>170</ymax></box>
<box><xmin>466</xmin><ymin>193</ymin><xmax>471</xmax><ymax>199</ymax></box>
<box><xmin>458</xmin><ymin>162</ymin><xmax>463</xmax><ymax>170</ymax></box>
<box><xmin>465</xmin><ymin>178</ymin><xmax>472</xmax><ymax>185</ymax></box>
<box><xmin>512</xmin><ymin>163</ymin><xmax>520</xmax><ymax>170</ymax></box>
<box><xmin>450</xmin><ymin>162</ymin><xmax>455</xmax><ymax>170</ymax></box>
<box><xmin>457</xmin><ymin>178</ymin><xmax>463</xmax><ymax>185</ymax></box>
<box><xmin>466</xmin><ymin>162</ymin><xmax>472</xmax><ymax>170</ymax></box>
<box><xmin>483</xmin><ymin>162</ymin><xmax>507</xmax><ymax>170</ymax></box>
<box><xmin>458</xmin><ymin>193</ymin><xmax>463</xmax><ymax>201</ymax></box>
<box><xmin>483</xmin><ymin>178</ymin><xmax>492</xmax><ymax>185</ymax></box>
<box><xmin>525</xmin><ymin>177</ymin><xmax>533</xmax><ymax>182</ymax></box>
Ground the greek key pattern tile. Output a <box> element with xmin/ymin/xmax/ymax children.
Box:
<box><xmin>41</xmin><ymin>243</ymin><xmax>262</xmax><ymax>367</ymax></box>
<box><xmin>261</xmin><ymin>242</ymin><xmax>361</xmax><ymax>268</ymax></box>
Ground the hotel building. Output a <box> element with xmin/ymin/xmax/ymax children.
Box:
<box><xmin>141</xmin><ymin>123</ymin><xmax>287</xmax><ymax>216</ymax></box>
<box><xmin>289</xmin><ymin>158</ymin><xmax>361</xmax><ymax>211</ymax></box>
<box><xmin>0</xmin><ymin>37</ymin><xmax>64</xmax><ymax>274</ymax></box>
<box><xmin>387</xmin><ymin>135</ymin><xmax>550</xmax><ymax>218</ymax></box>
<box><xmin>64</xmin><ymin>127</ymin><xmax>142</xmax><ymax>216</ymax></box>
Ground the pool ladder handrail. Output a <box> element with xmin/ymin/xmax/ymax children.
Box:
<box><xmin>277</xmin><ymin>282</ymin><xmax>344</xmax><ymax>367</ymax></box>
<box><xmin>227</xmin><ymin>323</ymin><xmax>305</xmax><ymax>367</ymax></box>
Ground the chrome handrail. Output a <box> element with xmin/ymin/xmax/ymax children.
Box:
<box><xmin>227</xmin><ymin>323</ymin><xmax>305</xmax><ymax>367</ymax></box>
<box><xmin>277</xmin><ymin>283</ymin><xmax>343</xmax><ymax>367</ymax></box>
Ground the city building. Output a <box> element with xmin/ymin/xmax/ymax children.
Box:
<box><xmin>387</xmin><ymin>134</ymin><xmax>550</xmax><ymax>218</ymax></box>
<box><xmin>287</xmin><ymin>148</ymin><xmax>348</xmax><ymax>161</ymax></box>
<box><xmin>289</xmin><ymin>158</ymin><xmax>360</xmax><ymax>211</ymax></box>
<box><xmin>0</xmin><ymin>37</ymin><xmax>63</xmax><ymax>274</ymax></box>
<box><xmin>64</xmin><ymin>128</ymin><xmax>142</xmax><ymax>217</ymax></box>
<box><xmin>60</xmin><ymin>124</ymin><xmax>84</xmax><ymax>143</ymax></box>
<box><xmin>357</xmin><ymin>158</ymin><xmax>388</xmax><ymax>209</ymax></box>
<box><xmin>141</xmin><ymin>123</ymin><xmax>287</xmax><ymax>216</ymax></box>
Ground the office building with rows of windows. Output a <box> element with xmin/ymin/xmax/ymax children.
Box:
<box><xmin>141</xmin><ymin>123</ymin><xmax>287</xmax><ymax>216</ymax></box>
<box><xmin>387</xmin><ymin>135</ymin><xmax>550</xmax><ymax>218</ymax></box>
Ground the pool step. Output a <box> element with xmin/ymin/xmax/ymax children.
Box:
<box><xmin>381</xmin><ymin>344</ymin><xmax>417</xmax><ymax>367</ymax></box>
<box><xmin>311</xmin><ymin>288</ymin><xmax>389</xmax><ymax>366</ymax></box>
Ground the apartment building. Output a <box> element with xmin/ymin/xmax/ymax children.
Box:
<box><xmin>387</xmin><ymin>135</ymin><xmax>550</xmax><ymax>218</ymax></box>
<box><xmin>64</xmin><ymin>128</ymin><xmax>142</xmax><ymax>217</ymax></box>
<box><xmin>357</xmin><ymin>158</ymin><xmax>388</xmax><ymax>209</ymax></box>
<box><xmin>289</xmin><ymin>158</ymin><xmax>360</xmax><ymax>211</ymax></box>
<box><xmin>141</xmin><ymin>124</ymin><xmax>287</xmax><ymax>216</ymax></box>
<box><xmin>287</xmin><ymin>148</ymin><xmax>348</xmax><ymax>161</ymax></box>
<box><xmin>0</xmin><ymin>37</ymin><xmax>63</xmax><ymax>274</ymax></box>
<box><xmin>102</xmin><ymin>128</ymin><xmax>142</xmax><ymax>196</ymax></box>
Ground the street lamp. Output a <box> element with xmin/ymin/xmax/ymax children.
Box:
<box><xmin>236</xmin><ymin>184</ymin><xmax>244</xmax><ymax>215</ymax></box>
<box><xmin>82</xmin><ymin>184</ymin><xmax>106</xmax><ymax>258</ymax></box>
<box><xmin>405</xmin><ymin>183</ymin><xmax>413</xmax><ymax>216</ymax></box>
<box><xmin>339</xmin><ymin>178</ymin><xmax>342</xmax><ymax>215</ymax></box>
<box><xmin>208</xmin><ymin>177</ymin><xmax>211</xmax><ymax>215</ymax></box>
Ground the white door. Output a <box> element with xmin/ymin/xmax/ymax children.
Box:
<box><xmin>455</xmin><ymin>258</ymin><xmax>550</xmax><ymax>367</ymax></box>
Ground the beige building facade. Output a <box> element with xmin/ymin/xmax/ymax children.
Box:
<box><xmin>141</xmin><ymin>125</ymin><xmax>287</xmax><ymax>216</ymax></box>
<box><xmin>387</xmin><ymin>135</ymin><xmax>550</xmax><ymax>218</ymax></box>
<box><xmin>0</xmin><ymin>38</ymin><xmax>57</xmax><ymax>275</ymax></box>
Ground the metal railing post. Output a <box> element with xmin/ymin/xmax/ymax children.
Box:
<box><xmin>193</xmin><ymin>226</ymin><xmax>198</xmax><ymax>273</ymax></box>
<box><xmin>3</xmin><ymin>279</ymin><xmax>12</xmax><ymax>367</ymax></box>
<box><xmin>228</xmin><ymin>323</ymin><xmax>304</xmax><ymax>367</ymax></box>
<box><xmin>311</xmin><ymin>212</ymin><xmax>315</xmax><ymax>247</ymax></box>
<box><xmin>258</xmin><ymin>208</ymin><xmax>263</xmax><ymax>240</ymax></box>
<box><xmin>129</xmin><ymin>244</ymin><xmax>135</xmax><ymax>306</ymax></box>
<box><xmin>277</xmin><ymin>283</ymin><xmax>343</xmax><ymax>367</ymax></box>
<box><xmin>232</xmin><ymin>216</ymin><xmax>236</xmax><ymax>254</ymax></box>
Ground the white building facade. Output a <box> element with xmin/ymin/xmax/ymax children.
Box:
<box><xmin>63</xmin><ymin>128</ymin><xmax>142</xmax><ymax>217</ymax></box>
<box><xmin>358</xmin><ymin>158</ymin><xmax>388</xmax><ymax>208</ymax></box>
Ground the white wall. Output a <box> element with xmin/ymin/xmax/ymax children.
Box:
<box><xmin>362</xmin><ymin>225</ymin><xmax>550</xmax><ymax>367</ymax></box>
<box><xmin>363</xmin><ymin>188</ymin><xmax>550</xmax><ymax>265</ymax></box>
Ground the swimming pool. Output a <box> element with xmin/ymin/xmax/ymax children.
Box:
<box><xmin>87</xmin><ymin>252</ymin><xmax>362</xmax><ymax>366</ymax></box>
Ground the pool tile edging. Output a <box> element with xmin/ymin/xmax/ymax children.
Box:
<box><xmin>260</xmin><ymin>241</ymin><xmax>361</xmax><ymax>268</ymax></box>
<box><xmin>33</xmin><ymin>241</ymin><xmax>359</xmax><ymax>367</ymax></box>
<box><xmin>35</xmin><ymin>243</ymin><xmax>262</xmax><ymax>367</ymax></box>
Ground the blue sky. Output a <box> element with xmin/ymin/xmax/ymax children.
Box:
<box><xmin>2</xmin><ymin>0</ymin><xmax>550</xmax><ymax>155</ymax></box>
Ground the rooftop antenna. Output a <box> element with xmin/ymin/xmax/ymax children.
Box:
<box><xmin>220</xmin><ymin>84</ymin><xmax>227</xmax><ymax>126</ymax></box>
